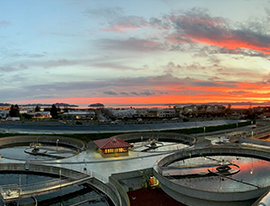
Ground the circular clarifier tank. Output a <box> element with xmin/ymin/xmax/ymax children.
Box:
<box><xmin>0</xmin><ymin>136</ymin><xmax>86</xmax><ymax>161</ymax></box>
<box><xmin>154</xmin><ymin>146</ymin><xmax>270</xmax><ymax>206</ymax></box>
<box><xmin>0</xmin><ymin>172</ymin><xmax>113</xmax><ymax>206</ymax></box>
<box><xmin>0</xmin><ymin>145</ymin><xmax>77</xmax><ymax>161</ymax></box>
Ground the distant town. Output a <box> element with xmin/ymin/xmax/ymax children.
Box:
<box><xmin>0</xmin><ymin>102</ymin><xmax>268</xmax><ymax>124</ymax></box>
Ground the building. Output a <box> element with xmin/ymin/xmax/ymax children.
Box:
<box><xmin>158</xmin><ymin>109</ymin><xmax>176</xmax><ymax>118</ymax></box>
<box><xmin>109</xmin><ymin>108</ymin><xmax>137</xmax><ymax>118</ymax></box>
<box><xmin>93</xmin><ymin>137</ymin><xmax>133</xmax><ymax>157</ymax></box>
<box><xmin>62</xmin><ymin>110</ymin><xmax>95</xmax><ymax>120</ymax></box>
<box><xmin>27</xmin><ymin>111</ymin><xmax>51</xmax><ymax>119</ymax></box>
<box><xmin>183</xmin><ymin>105</ymin><xmax>198</xmax><ymax>115</ymax></box>
<box><xmin>0</xmin><ymin>110</ymin><xmax>9</xmax><ymax>119</ymax></box>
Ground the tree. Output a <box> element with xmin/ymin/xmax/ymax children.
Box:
<box><xmin>50</xmin><ymin>104</ymin><xmax>58</xmax><ymax>119</ymax></box>
<box><xmin>22</xmin><ymin>113</ymin><xmax>32</xmax><ymax>120</ymax></box>
<box><xmin>9</xmin><ymin>104</ymin><xmax>20</xmax><ymax>117</ymax></box>
<box><xmin>35</xmin><ymin>105</ymin><xmax>40</xmax><ymax>112</ymax></box>
<box><xmin>225</xmin><ymin>104</ymin><xmax>232</xmax><ymax>116</ymax></box>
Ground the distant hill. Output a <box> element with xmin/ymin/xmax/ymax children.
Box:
<box><xmin>0</xmin><ymin>103</ymin><xmax>11</xmax><ymax>106</ymax></box>
<box><xmin>21</xmin><ymin>103</ymin><xmax>78</xmax><ymax>107</ymax></box>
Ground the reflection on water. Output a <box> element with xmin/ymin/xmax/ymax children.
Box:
<box><xmin>0</xmin><ymin>173</ymin><xmax>112</xmax><ymax>206</ymax></box>
<box><xmin>167</xmin><ymin>156</ymin><xmax>270</xmax><ymax>192</ymax></box>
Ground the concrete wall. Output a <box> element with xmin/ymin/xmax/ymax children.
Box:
<box><xmin>110</xmin><ymin>132</ymin><xmax>196</xmax><ymax>145</ymax></box>
<box><xmin>109</xmin><ymin>176</ymin><xmax>130</xmax><ymax>206</ymax></box>
<box><xmin>239</xmin><ymin>138</ymin><xmax>270</xmax><ymax>147</ymax></box>
<box><xmin>111</xmin><ymin>168</ymin><xmax>153</xmax><ymax>192</ymax></box>
<box><xmin>154</xmin><ymin>146</ymin><xmax>270</xmax><ymax>206</ymax></box>
<box><xmin>109</xmin><ymin>168</ymin><xmax>155</xmax><ymax>206</ymax></box>
<box><xmin>0</xmin><ymin>136</ymin><xmax>86</xmax><ymax>151</ymax></box>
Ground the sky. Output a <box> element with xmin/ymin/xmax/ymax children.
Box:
<box><xmin>1</xmin><ymin>0</ymin><xmax>270</xmax><ymax>108</ymax></box>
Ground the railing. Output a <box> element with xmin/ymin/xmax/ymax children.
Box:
<box><xmin>0</xmin><ymin>136</ymin><xmax>86</xmax><ymax>152</ymax></box>
<box><xmin>0</xmin><ymin>184</ymin><xmax>19</xmax><ymax>193</ymax></box>
<box><xmin>0</xmin><ymin>176</ymin><xmax>92</xmax><ymax>201</ymax></box>
<box><xmin>19</xmin><ymin>178</ymin><xmax>68</xmax><ymax>192</ymax></box>
<box><xmin>0</xmin><ymin>163</ymin><xmax>123</xmax><ymax>206</ymax></box>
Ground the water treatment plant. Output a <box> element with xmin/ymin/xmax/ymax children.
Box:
<box><xmin>0</xmin><ymin>119</ymin><xmax>269</xmax><ymax>205</ymax></box>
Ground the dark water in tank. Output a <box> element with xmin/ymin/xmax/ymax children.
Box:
<box><xmin>0</xmin><ymin>173</ymin><xmax>113</xmax><ymax>206</ymax></box>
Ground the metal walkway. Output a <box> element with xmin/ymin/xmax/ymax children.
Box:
<box><xmin>0</xmin><ymin>175</ymin><xmax>92</xmax><ymax>202</ymax></box>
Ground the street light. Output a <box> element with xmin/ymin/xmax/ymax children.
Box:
<box><xmin>56</xmin><ymin>139</ymin><xmax>59</xmax><ymax>150</ymax></box>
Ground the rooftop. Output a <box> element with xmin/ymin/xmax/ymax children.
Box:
<box><xmin>93</xmin><ymin>137</ymin><xmax>133</xmax><ymax>149</ymax></box>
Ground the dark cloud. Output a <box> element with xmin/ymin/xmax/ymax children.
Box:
<box><xmin>97</xmin><ymin>37</ymin><xmax>165</xmax><ymax>52</ymax></box>
<box><xmin>130</xmin><ymin>92</ymin><xmax>139</xmax><ymax>95</ymax></box>
<box><xmin>103</xmin><ymin>91</ymin><xmax>118</xmax><ymax>95</ymax></box>
<box><xmin>168</xmin><ymin>8</ymin><xmax>270</xmax><ymax>55</ymax></box>
<box><xmin>0</xmin><ymin>72</ymin><xmax>243</xmax><ymax>102</ymax></box>
<box><xmin>140</xmin><ymin>90</ymin><xmax>155</xmax><ymax>96</ymax></box>
<box><xmin>98</xmin><ymin>7</ymin><xmax>270</xmax><ymax>56</ymax></box>
<box><xmin>227</xmin><ymin>91</ymin><xmax>247</xmax><ymax>95</ymax></box>
<box><xmin>191</xmin><ymin>80</ymin><xmax>235</xmax><ymax>88</ymax></box>
<box><xmin>119</xmin><ymin>92</ymin><xmax>129</xmax><ymax>95</ymax></box>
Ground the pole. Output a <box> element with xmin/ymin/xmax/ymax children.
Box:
<box><xmin>56</xmin><ymin>139</ymin><xmax>59</xmax><ymax>150</ymax></box>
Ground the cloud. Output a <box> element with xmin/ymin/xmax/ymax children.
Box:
<box><xmin>97</xmin><ymin>37</ymin><xmax>164</xmax><ymax>52</ymax></box>
<box><xmin>103</xmin><ymin>91</ymin><xmax>118</xmax><ymax>95</ymax></box>
<box><xmin>140</xmin><ymin>90</ymin><xmax>155</xmax><ymax>96</ymax></box>
<box><xmin>91</xmin><ymin>61</ymin><xmax>142</xmax><ymax>71</ymax></box>
<box><xmin>84</xmin><ymin>7</ymin><xmax>124</xmax><ymax>19</ymax></box>
<box><xmin>162</xmin><ymin>62</ymin><xmax>182</xmax><ymax>74</ymax></box>
<box><xmin>93</xmin><ymin>7</ymin><xmax>270</xmax><ymax>57</ymax></box>
<box><xmin>130</xmin><ymin>92</ymin><xmax>139</xmax><ymax>95</ymax></box>
<box><xmin>119</xmin><ymin>92</ymin><xmax>129</xmax><ymax>95</ymax></box>
<box><xmin>3</xmin><ymin>72</ymin><xmax>270</xmax><ymax>105</ymax></box>
<box><xmin>0</xmin><ymin>20</ymin><xmax>11</xmax><ymax>26</ymax></box>
<box><xmin>5</xmin><ymin>51</ymin><xmax>47</xmax><ymax>59</ymax></box>
<box><xmin>101</xmin><ymin>15</ymin><xmax>149</xmax><ymax>32</ymax></box>
<box><xmin>27</xmin><ymin>58</ymin><xmax>78</xmax><ymax>68</ymax></box>
<box><xmin>86</xmin><ymin>7</ymin><xmax>171</xmax><ymax>33</ymax></box>
<box><xmin>167</xmin><ymin>8</ymin><xmax>270</xmax><ymax>55</ymax></box>
<box><xmin>0</xmin><ymin>64</ymin><xmax>28</xmax><ymax>72</ymax></box>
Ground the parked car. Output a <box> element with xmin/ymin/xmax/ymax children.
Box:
<box><xmin>75</xmin><ymin>121</ymin><xmax>83</xmax><ymax>125</ymax></box>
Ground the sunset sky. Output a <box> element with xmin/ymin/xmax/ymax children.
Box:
<box><xmin>1</xmin><ymin>0</ymin><xmax>270</xmax><ymax>108</ymax></box>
